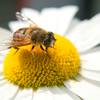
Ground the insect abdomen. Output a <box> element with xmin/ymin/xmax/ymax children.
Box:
<box><xmin>13</xmin><ymin>28</ymin><xmax>27</xmax><ymax>42</ymax></box>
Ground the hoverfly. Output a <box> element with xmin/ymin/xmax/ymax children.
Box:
<box><xmin>0</xmin><ymin>12</ymin><xmax>56</xmax><ymax>57</ymax></box>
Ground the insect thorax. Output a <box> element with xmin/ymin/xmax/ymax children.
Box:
<box><xmin>30</xmin><ymin>27</ymin><xmax>47</xmax><ymax>44</ymax></box>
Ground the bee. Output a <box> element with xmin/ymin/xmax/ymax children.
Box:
<box><xmin>0</xmin><ymin>12</ymin><xmax>57</xmax><ymax>57</ymax></box>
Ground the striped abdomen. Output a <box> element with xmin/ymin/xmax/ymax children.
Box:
<box><xmin>13</xmin><ymin>28</ymin><xmax>28</xmax><ymax>42</ymax></box>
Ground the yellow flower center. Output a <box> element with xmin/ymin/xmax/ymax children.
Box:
<box><xmin>3</xmin><ymin>34</ymin><xmax>80</xmax><ymax>90</ymax></box>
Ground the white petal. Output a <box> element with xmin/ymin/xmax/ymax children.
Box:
<box><xmin>8</xmin><ymin>21</ymin><xmax>28</xmax><ymax>32</ymax></box>
<box><xmin>76</xmin><ymin>14</ymin><xmax>100</xmax><ymax>52</ymax></box>
<box><xmin>80</xmin><ymin>46</ymin><xmax>100</xmax><ymax>71</ymax></box>
<box><xmin>0</xmin><ymin>78</ymin><xmax>7</xmax><ymax>86</ymax></box>
<box><xmin>0</xmin><ymin>81</ymin><xmax>19</xmax><ymax>100</ymax></box>
<box><xmin>79</xmin><ymin>69</ymin><xmax>100</xmax><ymax>81</ymax></box>
<box><xmin>58</xmin><ymin>86</ymin><xmax>81</xmax><ymax>100</ymax></box>
<box><xmin>0</xmin><ymin>50</ymin><xmax>9</xmax><ymax>55</ymax></box>
<box><xmin>56</xmin><ymin>6</ymin><xmax>79</xmax><ymax>36</ymax></box>
<box><xmin>80</xmin><ymin>46</ymin><xmax>100</xmax><ymax>60</ymax></box>
<box><xmin>48</xmin><ymin>86</ymin><xmax>77</xmax><ymax>100</ymax></box>
<box><xmin>81</xmin><ymin>60</ymin><xmax>100</xmax><ymax>71</ymax></box>
<box><xmin>21</xmin><ymin>8</ymin><xmax>40</xmax><ymax>25</ymax></box>
<box><xmin>38</xmin><ymin>7</ymin><xmax>59</xmax><ymax>33</ymax></box>
<box><xmin>67</xmin><ymin>13</ymin><xmax>100</xmax><ymax>52</ymax></box>
<box><xmin>0</xmin><ymin>55</ymin><xmax>4</xmax><ymax>63</ymax></box>
<box><xmin>0</xmin><ymin>51</ymin><xmax>8</xmax><ymax>69</ymax></box>
<box><xmin>0</xmin><ymin>72</ymin><xmax>5</xmax><ymax>80</ymax></box>
<box><xmin>66</xmin><ymin>18</ymin><xmax>80</xmax><ymax>35</ymax></box>
<box><xmin>33</xmin><ymin>86</ymin><xmax>53</xmax><ymax>100</ymax></box>
<box><xmin>0</xmin><ymin>50</ymin><xmax>9</xmax><ymax>72</ymax></box>
<box><xmin>15</xmin><ymin>88</ymin><xmax>33</xmax><ymax>100</ymax></box>
<box><xmin>0</xmin><ymin>27</ymin><xmax>12</xmax><ymax>39</ymax></box>
<box><xmin>0</xmin><ymin>63</ymin><xmax>3</xmax><ymax>72</ymax></box>
<box><xmin>66</xmin><ymin>19</ymin><xmax>89</xmax><ymax>44</ymax></box>
<box><xmin>64</xmin><ymin>76</ymin><xmax>100</xmax><ymax>100</ymax></box>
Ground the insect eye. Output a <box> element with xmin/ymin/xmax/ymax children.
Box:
<box><xmin>44</xmin><ymin>37</ymin><xmax>51</xmax><ymax>47</ymax></box>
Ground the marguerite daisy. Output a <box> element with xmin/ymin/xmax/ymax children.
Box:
<box><xmin>0</xmin><ymin>5</ymin><xmax>100</xmax><ymax>100</ymax></box>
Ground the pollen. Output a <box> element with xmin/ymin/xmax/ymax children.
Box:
<box><xmin>3</xmin><ymin>34</ymin><xmax>80</xmax><ymax>90</ymax></box>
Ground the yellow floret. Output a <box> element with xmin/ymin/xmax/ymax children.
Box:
<box><xmin>3</xmin><ymin>34</ymin><xmax>80</xmax><ymax>90</ymax></box>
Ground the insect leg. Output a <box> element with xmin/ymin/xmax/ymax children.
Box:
<box><xmin>40</xmin><ymin>45</ymin><xmax>50</xmax><ymax>58</ymax></box>
<box><xmin>14</xmin><ymin>47</ymin><xmax>19</xmax><ymax>55</ymax></box>
<box><xmin>40</xmin><ymin>45</ymin><xmax>46</xmax><ymax>53</ymax></box>
<box><xmin>31</xmin><ymin>45</ymin><xmax>35</xmax><ymax>58</ymax></box>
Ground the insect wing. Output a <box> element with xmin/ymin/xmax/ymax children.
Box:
<box><xmin>0</xmin><ymin>37</ymin><xmax>32</xmax><ymax>51</ymax></box>
<box><xmin>16</xmin><ymin>12</ymin><xmax>37</xmax><ymax>27</ymax></box>
<box><xmin>0</xmin><ymin>37</ymin><xmax>13</xmax><ymax>50</ymax></box>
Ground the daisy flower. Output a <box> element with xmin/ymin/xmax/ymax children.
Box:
<box><xmin>0</xmin><ymin>5</ymin><xmax>100</xmax><ymax>100</ymax></box>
